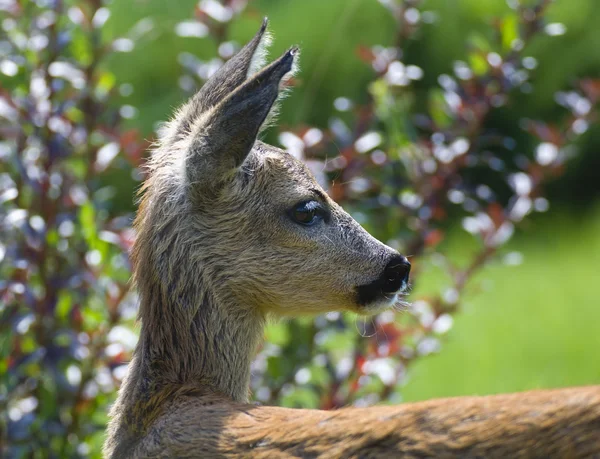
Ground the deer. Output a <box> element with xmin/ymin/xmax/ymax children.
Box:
<box><xmin>104</xmin><ymin>20</ymin><xmax>600</xmax><ymax>458</ymax></box>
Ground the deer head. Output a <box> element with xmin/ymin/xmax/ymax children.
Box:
<box><xmin>134</xmin><ymin>20</ymin><xmax>410</xmax><ymax>328</ymax></box>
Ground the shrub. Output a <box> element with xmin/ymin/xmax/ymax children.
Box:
<box><xmin>0</xmin><ymin>0</ymin><xmax>145</xmax><ymax>455</ymax></box>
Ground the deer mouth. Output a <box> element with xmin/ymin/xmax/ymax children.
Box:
<box><xmin>355</xmin><ymin>254</ymin><xmax>410</xmax><ymax>308</ymax></box>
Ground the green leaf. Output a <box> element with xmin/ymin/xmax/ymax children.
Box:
<box><xmin>469</xmin><ymin>52</ymin><xmax>489</xmax><ymax>76</ymax></box>
<box><xmin>308</xmin><ymin>364</ymin><xmax>330</xmax><ymax>386</ymax></box>
<box><xmin>79</xmin><ymin>201</ymin><xmax>98</xmax><ymax>248</ymax></box>
<box><xmin>46</xmin><ymin>229</ymin><xmax>59</xmax><ymax>247</ymax></box>
<box><xmin>428</xmin><ymin>89</ymin><xmax>452</xmax><ymax>128</ymax></box>
<box><xmin>56</xmin><ymin>292</ymin><xmax>72</xmax><ymax>320</ymax></box>
<box><xmin>97</xmin><ymin>71</ymin><xmax>117</xmax><ymax>98</ymax></box>
<box><xmin>501</xmin><ymin>13</ymin><xmax>519</xmax><ymax>52</ymax></box>
<box><xmin>265</xmin><ymin>322</ymin><xmax>290</xmax><ymax>346</ymax></box>
<box><xmin>82</xmin><ymin>304</ymin><xmax>104</xmax><ymax>329</ymax></box>
<box><xmin>70</xmin><ymin>30</ymin><xmax>93</xmax><ymax>67</ymax></box>
<box><xmin>467</xmin><ymin>32</ymin><xmax>491</xmax><ymax>53</ymax></box>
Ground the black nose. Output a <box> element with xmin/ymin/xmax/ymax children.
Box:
<box><xmin>355</xmin><ymin>254</ymin><xmax>411</xmax><ymax>306</ymax></box>
<box><xmin>381</xmin><ymin>255</ymin><xmax>411</xmax><ymax>295</ymax></box>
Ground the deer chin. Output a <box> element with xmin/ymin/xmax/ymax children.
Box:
<box><xmin>353</xmin><ymin>273</ymin><xmax>411</xmax><ymax>315</ymax></box>
<box><xmin>354</xmin><ymin>292</ymin><xmax>400</xmax><ymax>315</ymax></box>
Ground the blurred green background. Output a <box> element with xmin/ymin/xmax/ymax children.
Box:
<box><xmin>100</xmin><ymin>0</ymin><xmax>600</xmax><ymax>400</ymax></box>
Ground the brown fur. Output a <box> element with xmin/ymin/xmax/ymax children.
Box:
<box><xmin>119</xmin><ymin>387</ymin><xmax>600</xmax><ymax>458</ymax></box>
<box><xmin>104</xmin><ymin>21</ymin><xmax>600</xmax><ymax>458</ymax></box>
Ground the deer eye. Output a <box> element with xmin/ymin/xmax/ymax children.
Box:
<box><xmin>289</xmin><ymin>200</ymin><xmax>325</xmax><ymax>226</ymax></box>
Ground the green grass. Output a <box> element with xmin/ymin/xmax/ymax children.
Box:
<box><xmin>400</xmin><ymin>207</ymin><xmax>600</xmax><ymax>402</ymax></box>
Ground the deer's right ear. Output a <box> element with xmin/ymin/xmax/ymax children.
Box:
<box><xmin>180</xmin><ymin>18</ymin><xmax>270</xmax><ymax>129</ymax></box>
<box><xmin>185</xmin><ymin>47</ymin><xmax>297</xmax><ymax>193</ymax></box>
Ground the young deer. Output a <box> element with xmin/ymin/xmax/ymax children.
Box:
<box><xmin>104</xmin><ymin>21</ymin><xmax>600</xmax><ymax>458</ymax></box>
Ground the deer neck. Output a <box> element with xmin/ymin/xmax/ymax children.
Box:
<box><xmin>138</xmin><ymin>287</ymin><xmax>264</xmax><ymax>401</ymax></box>
<box><xmin>107</xmin><ymin>285</ymin><xmax>264</xmax><ymax>457</ymax></box>
<box><xmin>115</xmin><ymin>275</ymin><xmax>265</xmax><ymax>439</ymax></box>
<box><xmin>110</xmin><ymin>189</ymin><xmax>267</xmax><ymax>446</ymax></box>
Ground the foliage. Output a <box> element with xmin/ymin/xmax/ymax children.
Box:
<box><xmin>0</xmin><ymin>0</ymin><xmax>598</xmax><ymax>457</ymax></box>
<box><xmin>0</xmin><ymin>0</ymin><xmax>146</xmax><ymax>456</ymax></box>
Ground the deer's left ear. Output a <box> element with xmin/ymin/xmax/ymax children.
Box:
<box><xmin>186</xmin><ymin>47</ymin><xmax>297</xmax><ymax>192</ymax></box>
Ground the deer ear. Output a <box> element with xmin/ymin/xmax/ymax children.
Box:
<box><xmin>186</xmin><ymin>48</ymin><xmax>297</xmax><ymax>190</ymax></box>
<box><xmin>177</xmin><ymin>18</ymin><xmax>270</xmax><ymax>138</ymax></box>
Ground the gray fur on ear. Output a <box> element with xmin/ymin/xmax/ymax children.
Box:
<box><xmin>177</xmin><ymin>18</ymin><xmax>271</xmax><ymax>139</ymax></box>
<box><xmin>186</xmin><ymin>47</ymin><xmax>298</xmax><ymax>191</ymax></box>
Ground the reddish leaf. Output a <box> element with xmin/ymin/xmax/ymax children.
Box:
<box><xmin>424</xmin><ymin>229</ymin><xmax>445</xmax><ymax>248</ymax></box>
<box><xmin>355</xmin><ymin>45</ymin><xmax>375</xmax><ymax>64</ymax></box>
